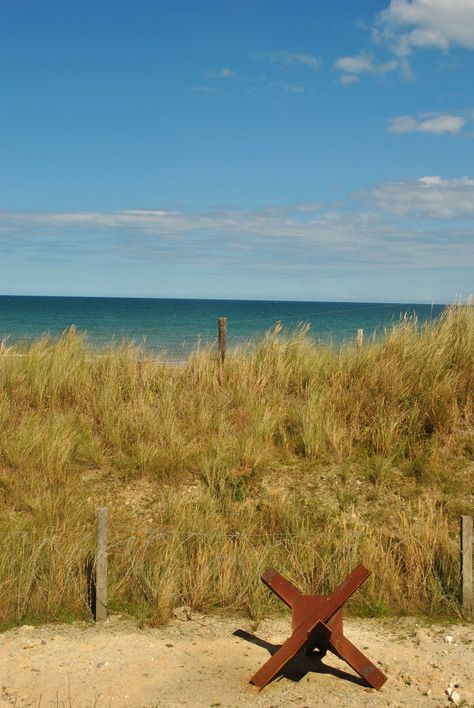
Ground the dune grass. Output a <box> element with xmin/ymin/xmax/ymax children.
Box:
<box><xmin>0</xmin><ymin>304</ymin><xmax>473</xmax><ymax>627</ymax></box>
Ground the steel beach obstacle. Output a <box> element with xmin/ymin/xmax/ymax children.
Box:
<box><xmin>250</xmin><ymin>564</ymin><xmax>388</xmax><ymax>691</ymax></box>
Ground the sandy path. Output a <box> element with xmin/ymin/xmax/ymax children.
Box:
<box><xmin>0</xmin><ymin>614</ymin><xmax>472</xmax><ymax>707</ymax></box>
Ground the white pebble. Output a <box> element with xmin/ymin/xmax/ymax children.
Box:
<box><xmin>444</xmin><ymin>635</ymin><xmax>453</xmax><ymax>644</ymax></box>
<box><xmin>445</xmin><ymin>687</ymin><xmax>461</xmax><ymax>705</ymax></box>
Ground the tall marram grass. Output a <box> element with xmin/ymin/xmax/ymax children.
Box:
<box><xmin>0</xmin><ymin>305</ymin><xmax>473</xmax><ymax>626</ymax></box>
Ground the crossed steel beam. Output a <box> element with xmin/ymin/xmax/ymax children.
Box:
<box><xmin>250</xmin><ymin>564</ymin><xmax>388</xmax><ymax>691</ymax></box>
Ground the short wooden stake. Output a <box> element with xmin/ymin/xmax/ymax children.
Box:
<box><xmin>356</xmin><ymin>328</ymin><xmax>364</xmax><ymax>348</ymax></box>
<box><xmin>218</xmin><ymin>317</ymin><xmax>227</xmax><ymax>364</ymax></box>
<box><xmin>461</xmin><ymin>515</ymin><xmax>473</xmax><ymax>621</ymax></box>
<box><xmin>95</xmin><ymin>507</ymin><xmax>108</xmax><ymax>621</ymax></box>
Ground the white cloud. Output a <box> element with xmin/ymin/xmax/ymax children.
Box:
<box><xmin>335</xmin><ymin>55</ymin><xmax>373</xmax><ymax>73</ymax></box>
<box><xmin>335</xmin><ymin>1</ymin><xmax>474</xmax><ymax>83</ymax></box>
<box><xmin>376</xmin><ymin>0</ymin><xmax>474</xmax><ymax>57</ymax></box>
<box><xmin>335</xmin><ymin>53</ymin><xmax>396</xmax><ymax>74</ymax></box>
<box><xmin>338</xmin><ymin>74</ymin><xmax>360</xmax><ymax>86</ymax></box>
<box><xmin>292</xmin><ymin>202</ymin><xmax>322</xmax><ymax>212</ymax></box>
<box><xmin>361</xmin><ymin>175</ymin><xmax>474</xmax><ymax>218</ymax></box>
<box><xmin>190</xmin><ymin>86</ymin><xmax>216</xmax><ymax>93</ymax></box>
<box><xmin>388</xmin><ymin>113</ymin><xmax>467</xmax><ymax>134</ymax></box>
<box><xmin>254</xmin><ymin>50</ymin><xmax>321</xmax><ymax>71</ymax></box>
<box><xmin>1</xmin><ymin>179</ymin><xmax>473</xmax><ymax>272</ymax></box>
<box><xmin>375</xmin><ymin>0</ymin><xmax>474</xmax><ymax>77</ymax></box>
<box><xmin>334</xmin><ymin>53</ymin><xmax>398</xmax><ymax>83</ymax></box>
<box><xmin>203</xmin><ymin>67</ymin><xmax>238</xmax><ymax>80</ymax></box>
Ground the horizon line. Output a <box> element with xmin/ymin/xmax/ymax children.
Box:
<box><xmin>0</xmin><ymin>293</ymin><xmax>453</xmax><ymax>307</ymax></box>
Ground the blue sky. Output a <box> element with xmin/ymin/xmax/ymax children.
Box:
<box><xmin>1</xmin><ymin>0</ymin><xmax>473</xmax><ymax>302</ymax></box>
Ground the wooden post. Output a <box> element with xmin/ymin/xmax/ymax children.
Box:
<box><xmin>218</xmin><ymin>317</ymin><xmax>227</xmax><ymax>364</ymax></box>
<box><xmin>95</xmin><ymin>507</ymin><xmax>108</xmax><ymax>622</ymax></box>
<box><xmin>356</xmin><ymin>328</ymin><xmax>364</xmax><ymax>348</ymax></box>
<box><xmin>461</xmin><ymin>515</ymin><xmax>473</xmax><ymax>621</ymax></box>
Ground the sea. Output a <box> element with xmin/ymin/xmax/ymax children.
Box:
<box><xmin>0</xmin><ymin>295</ymin><xmax>445</xmax><ymax>361</ymax></box>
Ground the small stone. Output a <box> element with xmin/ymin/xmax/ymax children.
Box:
<box><xmin>444</xmin><ymin>635</ymin><xmax>453</xmax><ymax>644</ymax></box>
<box><xmin>445</xmin><ymin>687</ymin><xmax>461</xmax><ymax>705</ymax></box>
<box><xmin>173</xmin><ymin>605</ymin><xmax>193</xmax><ymax>621</ymax></box>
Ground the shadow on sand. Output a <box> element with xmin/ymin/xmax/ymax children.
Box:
<box><xmin>234</xmin><ymin>629</ymin><xmax>366</xmax><ymax>688</ymax></box>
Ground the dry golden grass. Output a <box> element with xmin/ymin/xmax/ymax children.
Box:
<box><xmin>0</xmin><ymin>304</ymin><xmax>473</xmax><ymax>627</ymax></box>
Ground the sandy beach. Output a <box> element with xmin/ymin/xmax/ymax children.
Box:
<box><xmin>1</xmin><ymin>614</ymin><xmax>473</xmax><ymax>707</ymax></box>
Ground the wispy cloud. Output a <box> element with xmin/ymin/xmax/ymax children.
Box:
<box><xmin>388</xmin><ymin>113</ymin><xmax>467</xmax><ymax>134</ymax></box>
<box><xmin>334</xmin><ymin>52</ymin><xmax>397</xmax><ymax>84</ymax></box>
<box><xmin>253</xmin><ymin>49</ymin><xmax>321</xmax><ymax>71</ymax></box>
<box><xmin>190</xmin><ymin>85</ymin><xmax>216</xmax><ymax>93</ymax></box>
<box><xmin>279</xmin><ymin>82</ymin><xmax>306</xmax><ymax>94</ymax></box>
<box><xmin>1</xmin><ymin>175</ymin><xmax>473</xmax><ymax>272</ymax></box>
<box><xmin>337</xmin><ymin>74</ymin><xmax>360</xmax><ymax>86</ymax></box>
<box><xmin>292</xmin><ymin>202</ymin><xmax>322</xmax><ymax>212</ymax></box>
<box><xmin>359</xmin><ymin>175</ymin><xmax>474</xmax><ymax>218</ymax></box>
<box><xmin>196</xmin><ymin>51</ymin><xmax>320</xmax><ymax>96</ymax></box>
<box><xmin>335</xmin><ymin>53</ymin><xmax>397</xmax><ymax>74</ymax></box>
<box><xmin>203</xmin><ymin>67</ymin><xmax>238</xmax><ymax>80</ymax></box>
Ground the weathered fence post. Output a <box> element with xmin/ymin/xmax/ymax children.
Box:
<box><xmin>461</xmin><ymin>515</ymin><xmax>473</xmax><ymax>620</ymax></box>
<box><xmin>95</xmin><ymin>507</ymin><xmax>108</xmax><ymax>621</ymax></box>
<box><xmin>218</xmin><ymin>317</ymin><xmax>227</xmax><ymax>364</ymax></box>
<box><xmin>356</xmin><ymin>328</ymin><xmax>364</xmax><ymax>348</ymax></box>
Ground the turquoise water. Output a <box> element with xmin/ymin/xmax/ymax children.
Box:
<box><xmin>0</xmin><ymin>296</ymin><xmax>445</xmax><ymax>361</ymax></box>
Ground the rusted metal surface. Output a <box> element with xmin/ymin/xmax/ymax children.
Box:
<box><xmin>328</xmin><ymin>628</ymin><xmax>387</xmax><ymax>690</ymax></box>
<box><xmin>261</xmin><ymin>568</ymin><xmax>300</xmax><ymax>608</ymax></box>
<box><xmin>250</xmin><ymin>564</ymin><xmax>388</xmax><ymax>692</ymax></box>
